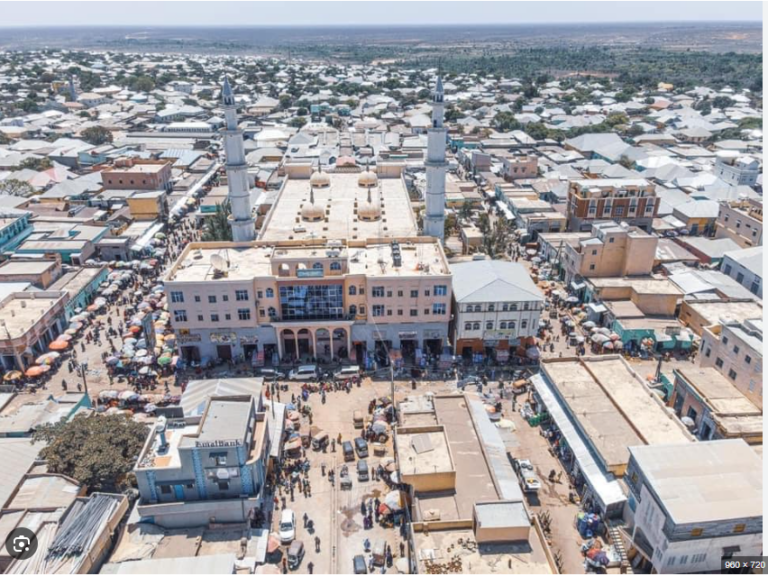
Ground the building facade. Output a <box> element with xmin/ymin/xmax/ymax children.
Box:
<box><xmin>720</xmin><ymin>246</ymin><xmax>762</xmax><ymax>298</ymax></box>
<box><xmin>715</xmin><ymin>198</ymin><xmax>763</xmax><ymax>248</ymax></box>
<box><xmin>714</xmin><ymin>152</ymin><xmax>760</xmax><ymax>187</ymax></box>
<box><xmin>423</xmin><ymin>77</ymin><xmax>447</xmax><ymax>243</ymax></box>
<box><xmin>567</xmin><ymin>178</ymin><xmax>658</xmax><ymax>232</ymax></box>
<box><xmin>102</xmin><ymin>158</ymin><xmax>173</xmax><ymax>192</ymax></box>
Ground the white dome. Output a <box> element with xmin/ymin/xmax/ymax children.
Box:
<box><xmin>358</xmin><ymin>200</ymin><xmax>381</xmax><ymax>221</ymax></box>
<box><xmin>310</xmin><ymin>170</ymin><xmax>330</xmax><ymax>188</ymax></box>
<box><xmin>358</xmin><ymin>169</ymin><xmax>378</xmax><ymax>188</ymax></box>
<box><xmin>301</xmin><ymin>202</ymin><xmax>325</xmax><ymax>221</ymax></box>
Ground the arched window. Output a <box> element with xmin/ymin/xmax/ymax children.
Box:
<box><xmin>349</xmin><ymin>285</ymin><xmax>357</xmax><ymax>296</ymax></box>
<box><xmin>486</xmin><ymin>321</ymin><xmax>494</xmax><ymax>330</ymax></box>
<box><xmin>313</xmin><ymin>262</ymin><xmax>324</xmax><ymax>270</ymax></box>
<box><xmin>473</xmin><ymin>322</ymin><xmax>480</xmax><ymax>330</ymax></box>
<box><xmin>349</xmin><ymin>305</ymin><xmax>357</xmax><ymax>316</ymax></box>
<box><xmin>500</xmin><ymin>321</ymin><xmax>507</xmax><ymax>329</ymax></box>
<box><xmin>265</xmin><ymin>288</ymin><xmax>274</xmax><ymax>298</ymax></box>
<box><xmin>268</xmin><ymin>307</ymin><xmax>277</xmax><ymax>317</ymax></box>
<box><xmin>330</xmin><ymin>261</ymin><xmax>341</xmax><ymax>271</ymax></box>
<box><xmin>488</xmin><ymin>304</ymin><xmax>495</xmax><ymax>312</ymax></box>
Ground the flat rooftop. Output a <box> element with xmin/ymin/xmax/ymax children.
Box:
<box><xmin>136</xmin><ymin>422</ymin><xmax>198</xmax><ymax>470</ymax></box>
<box><xmin>589</xmin><ymin>277</ymin><xmax>683</xmax><ymax>296</ymax></box>
<box><xmin>105</xmin><ymin>162</ymin><xmax>169</xmax><ymax>174</ymax></box>
<box><xmin>0</xmin><ymin>261</ymin><xmax>57</xmax><ymax>276</ymax></box>
<box><xmin>677</xmin><ymin>367</ymin><xmax>760</xmax><ymax>416</ymax></box>
<box><xmin>396</xmin><ymin>428</ymin><xmax>454</xmax><ymax>477</ymax></box>
<box><xmin>629</xmin><ymin>440</ymin><xmax>762</xmax><ymax>525</ymax></box>
<box><xmin>259</xmin><ymin>172</ymin><xmax>417</xmax><ymax>242</ymax></box>
<box><xmin>0</xmin><ymin>294</ymin><xmax>64</xmax><ymax>339</ymax></box>
<box><xmin>194</xmin><ymin>399</ymin><xmax>251</xmax><ymax>445</ymax></box>
<box><xmin>686</xmin><ymin>300</ymin><xmax>763</xmax><ymax>328</ymax></box>
<box><xmin>413</xmin><ymin>527</ymin><xmax>552</xmax><ymax>574</ymax></box>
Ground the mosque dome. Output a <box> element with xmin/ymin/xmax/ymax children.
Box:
<box><xmin>301</xmin><ymin>188</ymin><xmax>325</xmax><ymax>222</ymax></box>
<box><xmin>358</xmin><ymin>169</ymin><xmax>378</xmax><ymax>188</ymax></box>
<box><xmin>358</xmin><ymin>188</ymin><xmax>381</xmax><ymax>221</ymax></box>
<box><xmin>310</xmin><ymin>168</ymin><xmax>330</xmax><ymax>188</ymax></box>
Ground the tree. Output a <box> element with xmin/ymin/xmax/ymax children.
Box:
<box><xmin>0</xmin><ymin>179</ymin><xmax>34</xmax><ymax>197</ymax></box>
<box><xmin>493</xmin><ymin>111</ymin><xmax>521</xmax><ymax>132</ymax></box>
<box><xmin>481</xmin><ymin>219</ymin><xmax>511</xmax><ymax>258</ymax></box>
<box><xmin>131</xmin><ymin>75</ymin><xmax>155</xmax><ymax>93</ymax></box>
<box><xmin>618</xmin><ymin>155</ymin><xmax>635</xmax><ymax>169</ymax></box>
<box><xmin>458</xmin><ymin>201</ymin><xmax>473</xmax><ymax>223</ymax></box>
<box><xmin>711</xmin><ymin>96</ymin><xmax>734</xmax><ymax>110</ymax></box>
<box><xmin>33</xmin><ymin>414</ymin><xmax>149</xmax><ymax>492</ymax></box>
<box><xmin>279</xmin><ymin>94</ymin><xmax>292</xmax><ymax>110</ymax></box>
<box><xmin>289</xmin><ymin>116</ymin><xmax>308</xmax><ymax>128</ymax></box>
<box><xmin>81</xmin><ymin>126</ymin><xmax>113</xmax><ymax>146</ymax></box>
<box><xmin>202</xmin><ymin>203</ymin><xmax>234</xmax><ymax>242</ymax></box>
<box><xmin>444</xmin><ymin>213</ymin><xmax>458</xmax><ymax>239</ymax></box>
<box><xmin>19</xmin><ymin>157</ymin><xmax>52</xmax><ymax>171</ymax></box>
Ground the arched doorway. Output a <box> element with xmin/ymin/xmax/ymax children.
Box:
<box><xmin>332</xmin><ymin>328</ymin><xmax>348</xmax><ymax>360</ymax></box>
<box><xmin>281</xmin><ymin>329</ymin><xmax>296</xmax><ymax>361</ymax></box>
<box><xmin>297</xmin><ymin>328</ymin><xmax>313</xmax><ymax>359</ymax></box>
<box><xmin>316</xmin><ymin>328</ymin><xmax>331</xmax><ymax>361</ymax></box>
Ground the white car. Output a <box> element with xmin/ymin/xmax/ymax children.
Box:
<box><xmin>279</xmin><ymin>509</ymin><xmax>296</xmax><ymax>544</ymax></box>
<box><xmin>334</xmin><ymin>365</ymin><xmax>361</xmax><ymax>381</ymax></box>
<box><xmin>288</xmin><ymin>365</ymin><xmax>318</xmax><ymax>381</ymax></box>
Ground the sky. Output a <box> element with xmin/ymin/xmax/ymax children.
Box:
<box><xmin>0</xmin><ymin>1</ymin><xmax>762</xmax><ymax>27</ymax></box>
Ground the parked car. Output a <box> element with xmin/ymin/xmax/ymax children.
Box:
<box><xmin>311</xmin><ymin>432</ymin><xmax>329</xmax><ymax>451</ymax></box>
<box><xmin>342</xmin><ymin>440</ymin><xmax>355</xmax><ymax>462</ymax></box>
<box><xmin>257</xmin><ymin>367</ymin><xmax>284</xmax><ymax>380</ymax></box>
<box><xmin>357</xmin><ymin>459</ymin><xmax>369</xmax><ymax>481</ymax></box>
<box><xmin>287</xmin><ymin>540</ymin><xmax>304</xmax><ymax>569</ymax></box>
<box><xmin>279</xmin><ymin>509</ymin><xmax>296</xmax><ymax>543</ymax></box>
<box><xmin>288</xmin><ymin>365</ymin><xmax>318</xmax><ymax>381</ymax></box>
<box><xmin>513</xmin><ymin>459</ymin><xmax>541</xmax><ymax>493</ymax></box>
<box><xmin>353</xmin><ymin>555</ymin><xmax>367</xmax><ymax>574</ymax></box>
<box><xmin>353</xmin><ymin>410</ymin><xmax>365</xmax><ymax>429</ymax></box>
<box><xmin>457</xmin><ymin>375</ymin><xmax>482</xmax><ymax>389</ymax></box>
<box><xmin>354</xmin><ymin>437</ymin><xmax>368</xmax><ymax>458</ymax></box>
<box><xmin>334</xmin><ymin>365</ymin><xmax>360</xmax><ymax>381</ymax></box>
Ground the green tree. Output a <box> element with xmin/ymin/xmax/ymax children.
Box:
<box><xmin>618</xmin><ymin>155</ymin><xmax>635</xmax><ymax>169</ymax></box>
<box><xmin>458</xmin><ymin>200</ymin><xmax>473</xmax><ymax>223</ymax></box>
<box><xmin>202</xmin><ymin>203</ymin><xmax>234</xmax><ymax>242</ymax></box>
<box><xmin>493</xmin><ymin>111</ymin><xmax>521</xmax><ymax>132</ymax></box>
<box><xmin>444</xmin><ymin>213</ymin><xmax>458</xmax><ymax>239</ymax></box>
<box><xmin>481</xmin><ymin>219</ymin><xmax>511</xmax><ymax>258</ymax></box>
<box><xmin>33</xmin><ymin>414</ymin><xmax>149</xmax><ymax>492</ymax></box>
<box><xmin>131</xmin><ymin>75</ymin><xmax>155</xmax><ymax>92</ymax></box>
<box><xmin>81</xmin><ymin>126</ymin><xmax>114</xmax><ymax>146</ymax></box>
<box><xmin>0</xmin><ymin>179</ymin><xmax>34</xmax><ymax>197</ymax></box>
<box><xmin>279</xmin><ymin>94</ymin><xmax>292</xmax><ymax>110</ymax></box>
<box><xmin>19</xmin><ymin>157</ymin><xmax>52</xmax><ymax>171</ymax></box>
<box><xmin>289</xmin><ymin>116</ymin><xmax>308</xmax><ymax>128</ymax></box>
<box><xmin>711</xmin><ymin>96</ymin><xmax>734</xmax><ymax>110</ymax></box>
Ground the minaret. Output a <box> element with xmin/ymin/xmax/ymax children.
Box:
<box><xmin>221</xmin><ymin>78</ymin><xmax>255</xmax><ymax>242</ymax></box>
<box><xmin>423</xmin><ymin>76</ymin><xmax>447</xmax><ymax>243</ymax></box>
<box><xmin>68</xmin><ymin>75</ymin><xmax>77</xmax><ymax>102</ymax></box>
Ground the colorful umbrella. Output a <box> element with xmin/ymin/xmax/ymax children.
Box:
<box><xmin>25</xmin><ymin>365</ymin><xmax>50</xmax><ymax>377</ymax></box>
<box><xmin>157</xmin><ymin>355</ymin><xmax>173</xmax><ymax>366</ymax></box>
<box><xmin>3</xmin><ymin>371</ymin><xmax>22</xmax><ymax>381</ymax></box>
<box><xmin>49</xmin><ymin>340</ymin><xmax>69</xmax><ymax>351</ymax></box>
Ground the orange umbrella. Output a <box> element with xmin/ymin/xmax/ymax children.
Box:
<box><xmin>25</xmin><ymin>365</ymin><xmax>51</xmax><ymax>377</ymax></box>
<box><xmin>49</xmin><ymin>340</ymin><xmax>70</xmax><ymax>351</ymax></box>
<box><xmin>129</xmin><ymin>326</ymin><xmax>142</xmax><ymax>334</ymax></box>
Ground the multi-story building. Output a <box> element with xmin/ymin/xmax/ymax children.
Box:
<box><xmin>715</xmin><ymin>198</ymin><xmax>762</xmax><ymax>248</ymax></box>
<box><xmin>0</xmin><ymin>291</ymin><xmax>68</xmax><ymax>370</ymax></box>
<box><xmin>101</xmin><ymin>158</ymin><xmax>173</xmax><ymax>192</ymax></box>
<box><xmin>164</xmin><ymin>237</ymin><xmax>452</xmax><ymax>366</ymax></box>
<box><xmin>133</xmin><ymin>394</ymin><xmax>270</xmax><ymax>528</ymax></box>
<box><xmin>499</xmin><ymin>150</ymin><xmax>539</xmax><ymax>181</ymax></box>
<box><xmin>699</xmin><ymin>318</ymin><xmax>762</xmax><ymax>408</ymax></box>
<box><xmin>714</xmin><ymin>151</ymin><xmax>760</xmax><ymax>187</ymax></box>
<box><xmin>720</xmin><ymin>246</ymin><xmax>762</xmax><ymax>298</ymax></box>
<box><xmin>567</xmin><ymin>178</ymin><xmax>658</xmax><ymax>232</ymax></box>
<box><xmin>561</xmin><ymin>221</ymin><xmax>657</xmax><ymax>284</ymax></box>
<box><xmin>625</xmin><ymin>440</ymin><xmax>763</xmax><ymax>575</ymax></box>
<box><xmin>450</xmin><ymin>259</ymin><xmax>544</xmax><ymax>360</ymax></box>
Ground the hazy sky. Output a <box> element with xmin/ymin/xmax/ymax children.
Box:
<box><xmin>0</xmin><ymin>1</ymin><xmax>762</xmax><ymax>27</ymax></box>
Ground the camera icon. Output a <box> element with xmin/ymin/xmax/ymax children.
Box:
<box><xmin>5</xmin><ymin>528</ymin><xmax>37</xmax><ymax>560</ymax></box>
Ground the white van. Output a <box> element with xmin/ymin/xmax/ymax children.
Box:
<box><xmin>279</xmin><ymin>509</ymin><xmax>296</xmax><ymax>543</ymax></box>
<box><xmin>288</xmin><ymin>365</ymin><xmax>318</xmax><ymax>381</ymax></box>
<box><xmin>334</xmin><ymin>365</ymin><xmax>360</xmax><ymax>381</ymax></box>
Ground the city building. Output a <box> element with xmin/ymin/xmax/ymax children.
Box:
<box><xmin>669</xmin><ymin>367</ymin><xmax>762</xmax><ymax>444</ymax></box>
<box><xmin>164</xmin><ymin>237</ymin><xmax>452</xmax><ymax>366</ymax></box>
<box><xmin>699</xmin><ymin>318</ymin><xmax>762</xmax><ymax>408</ymax></box>
<box><xmin>714</xmin><ymin>151</ymin><xmax>760</xmax><ymax>187</ymax></box>
<box><xmin>0</xmin><ymin>209</ymin><xmax>33</xmax><ymax>255</ymax></box>
<box><xmin>101</xmin><ymin>158</ymin><xmax>173</xmax><ymax>192</ymax></box>
<box><xmin>499</xmin><ymin>150</ymin><xmax>539</xmax><ymax>181</ymax></box>
<box><xmin>567</xmin><ymin>178</ymin><xmax>658</xmax><ymax>232</ymax></box>
<box><xmin>221</xmin><ymin>78</ymin><xmax>256</xmax><ymax>242</ymax></box>
<box><xmin>133</xmin><ymin>395</ymin><xmax>270</xmax><ymax>528</ymax></box>
<box><xmin>625</xmin><ymin>440</ymin><xmax>762</xmax><ymax>574</ymax></box>
<box><xmin>714</xmin><ymin>198</ymin><xmax>763</xmax><ymax>248</ymax></box>
<box><xmin>561</xmin><ymin>221</ymin><xmax>658</xmax><ymax>284</ymax></box>
<box><xmin>423</xmin><ymin>77</ymin><xmax>447</xmax><ymax>243</ymax></box>
<box><xmin>450</xmin><ymin>259</ymin><xmax>544</xmax><ymax>360</ymax></box>
<box><xmin>721</xmin><ymin>246</ymin><xmax>762</xmax><ymax>297</ymax></box>
<box><xmin>679</xmin><ymin>300</ymin><xmax>763</xmax><ymax>337</ymax></box>
<box><xmin>530</xmin><ymin>356</ymin><xmax>691</xmax><ymax>517</ymax></box>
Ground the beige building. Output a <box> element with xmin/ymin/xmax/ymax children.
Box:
<box><xmin>562</xmin><ymin>221</ymin><xmax>658</xmax><ymax>284</ymax></box>
<box><xmin>0</xmin><ymin>291</ymin><xmax>68</xmax><ymax>370</ymax></box>
<box><xmin>699</xmin><ymin>319</ymin><xmax>762</xmax><ymax>408</ymax></box>
<box><xmin>679</xmin><ymin>299</ymin><xmax>763</xmax><ymax>337</ymax></box>
<box><xmin>567</xmin><ymin>178</ymin><xmax>658</xmax><ymax>232</ymax></box>
<box><xmin>586</xmin><ymin>277</ymin><xmax>682</xmax><ymax>317</ymax></box>
<box><xmin>102</xmin><ymin>158</ymin><xmax>173</xmax><ymax>192</ymax></box>
<box><xmin>715</xmin><ymin>198</ymin><xmax>763</xmax><ymax>248</ymax></box>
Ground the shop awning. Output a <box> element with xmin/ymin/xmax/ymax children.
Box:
<box><xmin>571</xmin><ymin>281</ymin><xmax>586</xmax><ymax>291</ymax></box>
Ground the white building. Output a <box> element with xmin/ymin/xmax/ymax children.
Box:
<box><xmin>714</xmin><ymin>151</ymin><xmax>760</xmax><ymax>187</ymax></box>
<box><xmin>625</xmin><ymin>440</ymin><xmax>763</xmax><ymax>574</ymax></box>
<box><xmin>721</xmin><ymin>245</ymin><xmax>762</xmax><ymax>297</ymax></box>
<box><xmin>423</xmin><ymin>77</ymin><xmax>447</xmax><ymax>243</ymax></box>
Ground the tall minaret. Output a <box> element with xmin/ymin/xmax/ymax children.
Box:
<box><xmin>68</xmin><ymin>75</ymin><xmax>77</xmax><ymax>102</ymax></box>
<box><xmin>221</xmin><ymin>78</ymin><xmax>255</xmax><ymax>242</ymax></box>
<box><xmin>423</xmin><ymin>76</ymin><xmax>447</xmax><ymax>243</ymax></box>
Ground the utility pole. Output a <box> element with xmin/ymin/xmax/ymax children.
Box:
<box><xmin>78</xmin><ymin>361</ymin><xmax>89</xmax><ymax>395</ymax></box>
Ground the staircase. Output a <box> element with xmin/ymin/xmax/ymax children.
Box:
<box><xmin>607</xmin><ymin>521</ymin><xmax>633</xmax><ymax>574</ymax></box>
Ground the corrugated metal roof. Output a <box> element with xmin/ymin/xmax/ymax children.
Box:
<box><xmin>180</xmin><ymin>377</ymin><xmax>263</xmax><ymax>417</ymax></box>
<box><xmin>0</xmin><ymin>438</ymin><xmax>40</xmax><ymax>508</ymax></box>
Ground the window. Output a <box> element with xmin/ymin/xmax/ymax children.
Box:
<box><xmin>257</xmin><ymin>291</ymin><xmax>263</xmax><ymax>299</ymax></box>
<box><xmin>359</xmin><ymin>287</ymin><xmax>365</xmax><ymax>295</ymax></box>
<box><xmin>411</xmin><ymin>290</ymin><xmax>418</xmax><ymax>298</ymax></box>
<box><xmin>715</xmin><ymin>357</ymin><xmax>724</xmax><ymax>368</ymax></box>
<box><xmin>372</xmin><ymin>286</ymin><xmax>384</xmax><ymax>298</ymax></box>
<box><xmin>486</xmin><ymin>321</ymin><xmax>494</xmax><ymax>330</ymax></box>
<box><xmin>465</xmin><ymin>322</ymin><xmax>472</xmax><ymax>330</ymax></box>
<box><xmin>211</xmin><ymin>313</ymin><xmax>219</xmax><ymax>322</ymax></box>
<box><xmin>609</xmin><ymin>237</ymin><xmax>615</xmax><ymax>243</ymax></box>
<box><xmin>733</xmin><ymin>524</ymin><xmax>746</xmax><ymax>534</ymax></box>
<box><xmin>170</xmin><ymin>291</ymin><xmax>184</xmax><ymax>303</ymax></box>
<box><xmin>724</xmin><ymin>264</ymin><xmax>732</xmax><ymax>275</ymax></box>
<box><xmin>521</xmin><ymin>320</ymin><xmax>528</xmax><ymax>329</ymax></box>
<box><xmin>208</xmin><ymin>295</ymin><xmax>217</xmax><ymax>304</ymax></box>
<box><xmin>509</xmin><ymin>321</ymin><xmax>516</xmax><ymax>330</ymax></box>
<box><xmin>736</xmin><ymin>272</ymin><xmax>744</xmax><ymax>283</ymax></box>
<box><xmin>728</xmin><ymin>369</ymin><xmax>737</xmax><ymax>380</ymax></box>
<box><xmin>397</xmin><ymin>309</ymin><xmax>403</xmax><ymax>316</ymax></box>
<box><xmin>359</xmin><ymin>305</ymin><xmax>365</xmax><ymax>315</ymax></box>
<box><xmin>313</xmin><ymin>262</ymin><xmax>324</xmax><ymax>271</ymax></box>
<box><xmin>238</xmin><ymin>308</ymin><xmax>251</xmax><ymax>321</ymax></box>
<box><xmin>666</xmin><ymin>556</ymin><xmax>676</xmax><ymax>567</ymax></box>
<box><xmin>235</xmin><ymin>290</ymin><xmax>249</xmax><ymax>301</ymax></box>
<box><xmin>745</xmin><ymin>355</ymin><xmax>752</xmax><ymax>365</ymax></box>
<box><xmin>690</xmin><ymin>528</ymin><xmax>703</xmax><ymax>537</ymax></box>
<box><xmin>330</xmin><ymin>261</ymin><xmax>341</xmax><ymax>271</ymax></box>
<box><xmin>222</xmin><ymin>295</ymin><xmax>229</xmax><ymax>302</ymax></box>
<box><xmin>225</xmin><ymin>313</ymin><xmax>231</xmax><ymax>321</ymax></box>
<box><xmin>349</xmin><ymin>286</ymin><xmax>357</xmax><ymax>296</ymax></box>
<box><xmin>733</xmin><ymin>345</ymin><xmax>740</xmax><ymax>355</ymax></box>
<box><xmin>722</xmin><ymin>336</ymin><xmax>729</xmax><ymax>345</ymax></box>
<box><xmin>160</xmin><ymin>485</ymin><xmax>172</xmax><ymax>495</ymax></box>
<box><xmin>488</xmin><ymin>304</ymin><xmax>495</xmax><ymax>312</ymax></box>
<box><xmin>591</xmin><ymin>249</ymin><xmax>598</xmax><ymax>256</ymax></box>
<box><xmin>510</xmin><ymin>303</ymin><xmax>517</xmax><ymax>311</ymax></box>
<box><xmin>474</xmin><ymin>304</ymin><xmax>482</xmax><ymax>312</ymax></box>
<box><xmin>194</xmin><ymin>295</ymin><xmax>201</xmax><ymax>303</ymax></box>
<box><xmin>349</xmin><ymin>305</ymin><xmax>357</xmax><ymax>316</ymax></box>
<box><xmin>386</xmin><ymin>290</ymin><xmax>392</xmax><ymax>298</ymax></box>
<box><xmin>523</xmin><ymin>302</ymin><xmax>530</xmax><ymax>311</ymax></box>
<box><xmin>502</xmin><ymin>303</ymin><xmax>509</xmax><ymax>311</ymax></box>
<box><xmin>679</xmin><ymin>555</ymin><xmax>688</xmax><ymax>565</ymax></box>
<box><xmin>217</xmin><ymin>481</ymin><xmax>229</xmax><ymax>491</ymax></box>
<box><xmin>411</xmin><ymin>309</ymin><xmax>418</xmax><ymax>317</ymax></box>
<box><xmin>423</xmin><ymin>308</ymin><xmax>430</xmax><ymax>315</ymax></box>
<box><xmin>174</xmin><ymin>310</ymin><xmax>187</xmax><ymax>322</ymax></box>
<box><xmin>692</xmin><ymin>553</ymin><xmax>707</xmax><ymax>564</ymax></box>
<box><xmin>265</xmin><ymin>288</ymin><xmax>274</xmax><ymax>298</ymax></box>
<box><xmin>434</xmin><ymin>285</ymin><xmax>447</xmax><ymax>296</ymax></box>
<box><xmin>614</xmin><ymin>206</ymin><xmax>624</xmax><ymax>216</ymax></box>
<box><xmin>387</xmin><ymin>309</ymin><xmax>392</xmax><ymax>316</ymax></box>
<box><xmin>424</xmin><ymin>290</ymin><xmax>430</xmax><ymax>297</ymax></box>
<box><xmin>397</xmin><ymin>290</ymin><xmax>403</xmax><ymax>297</ymax></box>
<box><xmin>589</xmin><ymin>264</ymin><xmax>596</xmax><ymax>270</ymax></box>
<box><xmin>500</xmin><ymin>321</ymin><xmax>507</xmax><ymax>329</ymax></box>
<box><xmin>372</xmin><ymin>305</ymin><xmax>385</xmax><ymax>317</ymax></box>
<box><xmin>197</xmin><ymin>314</ymin><xmax>204</xmax><ymax>321</ymax></box>
<box><xmin>473</xmin><ymin>322</ymin><xmax>480</xmax><ymax>330</ymax></box>
<box><xmin>705</xmin><ymin>347</ymin><xmax>711</xmax><ymax>357</ymax></box>
<box><xmin>259</xmin><ymin>309</ymin><xmax>265</xmax><ymax>317</ymax></box>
